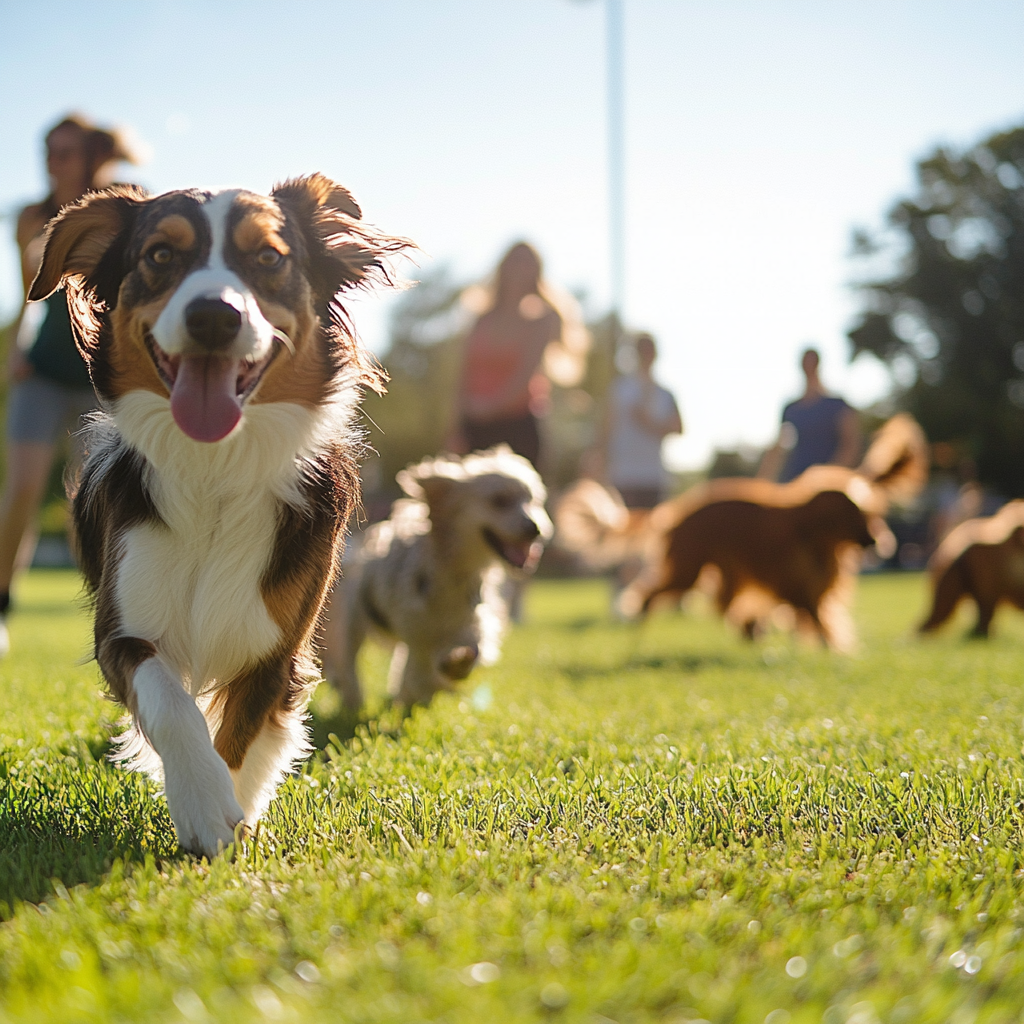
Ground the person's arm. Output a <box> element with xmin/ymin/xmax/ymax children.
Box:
<box><xmin>17</xmin><ymin>205</ymin><xmax>47</xmax><ymax>296</ymax></box>
<box><xmin>586</xmin><ymin>381</ymin><xmax>615</xmax><ymax>481</ymax></box>
<box><xmin>669</xmin><ymin>395</ymin><xmax>683</xmax><ymax>437</ymax></box>
<box><xmin>757</xmin><ymin>441</ymin><xmax>785</xmax><ymax>481</ymax></box>
<box><xmin>833</xmin><ymin>406</ymin><xmax>862</xmax><ymax>468</ymax></box>
<box><xmin>658</xmin><ymin>392</ymin><xmax>683</xmax><ymax>437</ymax></box>
<box><xmin>758</xmin><ymin>415</ymin><xmax>796</xmax><ymax>480</ymax></box>
<box><xmin>8</xmin><ymin>206</ymin><xmax>46</xmax><ymax>383</ymax></box>
<box><xmin>631</xmin><ymin>385</ymin><xmax>682</xmax><ymax>439</ymax></box>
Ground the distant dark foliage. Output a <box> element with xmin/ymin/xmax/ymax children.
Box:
<box><xmin>849</xmin><ymin>126</ymin><xmax>1024</xmax><ymax>495</ymax></box>
<box><xmin>360</xmin><ymin>268</ymin><xmax>468</xmax><ymax>500</ymax></box>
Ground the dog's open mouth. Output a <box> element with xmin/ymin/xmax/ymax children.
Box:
<box><xmin>482</xmin><ymin>527</ymin><xmax>541</xmax><ymax>571</ymax></box>
<box><xmin>145</xmin><ymin>334</ymin><xmax>280</xmax><ymax>443</ymax></box>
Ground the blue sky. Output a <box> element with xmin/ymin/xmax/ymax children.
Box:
<box><xmin>1</xmin><ymin>0</ymin><xmax>1022</xmax><ymax>467</ymax></box>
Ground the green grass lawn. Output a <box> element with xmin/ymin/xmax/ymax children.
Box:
<box><xmin>2</xmin><ymin>570</ymin><xmax>1024</xmax><ymax>1023</ymax></box>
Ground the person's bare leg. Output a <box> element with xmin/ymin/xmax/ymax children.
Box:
<box><xmin>0</xmin><ymin>441</ymin><xmax>58</xmax><ymax>636</ymax></box>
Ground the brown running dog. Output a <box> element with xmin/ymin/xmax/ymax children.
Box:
<box><xmin>919</xmin><ymin>500</ymin><xmax>1024</xmax><ymax>638</ymax></box>
<box><xmin>556</xmin><ymin>414</ymin><xmax>928</xmax><ymax>651</ymax></box>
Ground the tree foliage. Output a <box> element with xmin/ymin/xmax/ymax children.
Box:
<box><xmin>849</xmin><ymin>126</ymin><xmax>1024</xmax><ymax>495</ymax></box>
<box><xmin>360</xmin><ymin>269</ymin><xmax>468</xmax><ymax>503</ymax></box>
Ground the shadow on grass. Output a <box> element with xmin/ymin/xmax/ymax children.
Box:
<box><xmin>308</xmin><ymin>701</ymin><xmax>409</xmax><ymax>754</ymax></box>
<box><xmin>53</xmin><ymin>733</ymin><xmax>115</xmax><ymax>764</ymax></box>
<box><xmin>0</xmin><ymin>755</ymin><xmax>181</xmax><ymax>918</ymax></box>
<box><xmin>309</xmin><ymin>704</ymin><xmax>367</xmax><ymax>750</ymax></box>
<box><xmin>559</xmin><ymin>616</ymin><xmax>604</xmax><ymax>631</ymax></box>
<box><xmin>560</xmin><ymin>651</ymin><xmax>742</xmax><ymax>682</ymax></box>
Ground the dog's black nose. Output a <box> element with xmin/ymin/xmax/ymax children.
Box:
<box><xmin>184</xmin><ymin>298</ymin><xmax>242</xmax><ymax>350</ymax></box>
<box><xmin>522</xmin><ymin>517</ymin><xmax>540</xmax><ymax>540</ymax></box>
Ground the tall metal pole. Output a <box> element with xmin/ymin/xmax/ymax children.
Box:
<box><xmin>606</xmin><ymin>0</ymin><xmax>626</xmax><ymax>335</ymax></box>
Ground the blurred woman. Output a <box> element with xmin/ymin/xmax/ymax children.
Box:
<box><xmin>0</xmin><ymin>113</ymin><xmax>137</xmax><ymax>653</ymax></box>
<box><xmin>450</xmin><ymin>241</ymin><xmax>588</xmax><ymax>467</ymax></box>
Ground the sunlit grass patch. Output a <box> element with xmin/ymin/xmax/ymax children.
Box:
<box><xmin>0</xmin><ymin>570</ymin><xmax>1023</xmax><ymax>1022</ymax></box>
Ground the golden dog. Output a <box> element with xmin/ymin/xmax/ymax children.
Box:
<box><xmin>557</xmin><ymin>414</ymin><xmax>927</xmax><ymax>650</ymax></box>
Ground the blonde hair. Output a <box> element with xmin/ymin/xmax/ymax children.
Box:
<box><xmin>461</xmin><ymin>241</ymin><xmax>591</xmax><ymax>387</ymax></box>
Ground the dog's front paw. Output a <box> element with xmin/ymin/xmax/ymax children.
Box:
<box><xmin>440</xmin><ymin>644</ymin><xmax>479</xmax><ymax>680</ymax></box>
<box><xmin>614</xmin><ymin>586</ymin><xmax>644</xmax><ymax>620</ymax></box>
<box><xmin>163</xmin><ymin>750</ymin><xmax>245</xmax><ymax>858</ymax></box>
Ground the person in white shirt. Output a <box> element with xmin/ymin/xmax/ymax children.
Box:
<box><xmin>604</xmin><ymin>333</ymin><xmax>683</xmax><ymax>508</ymax></box>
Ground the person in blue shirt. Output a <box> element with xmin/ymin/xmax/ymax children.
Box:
<box><xmin>758</xmin><ymin>348</ymin><xmax>861</xmax><ymax>483</ymax></box>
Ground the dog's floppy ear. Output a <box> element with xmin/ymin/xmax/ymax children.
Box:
<box><xmin>271</xmin><ymin>172</ymin><xmax>413</xmax><ymax>314</ymax></box>
<box><xmin>398</xmin><ymin>470</ymin><xmax>458</xmax><ymax>508</ymax></box>
<box><xmin>28</xmin><ymin>185</ymin><xmax>148</xmax><ymax>356</ymax></box>
<box><xmin>414</xmin><ymin>475</ymin><xmax>461</xmax><ymax>513</ymax></box>
<box><xmin>29</xmin><ymin>185</ymin><xmax>147</xmax><ymax>304</ymax></box>
<box><xmin>868</xmin><ymin>515</ymin><xmax>897</xmax><ymax>559</ymax></box>
<box><xmin>397</xmin><ymin>458</ymin><xmax>462</xmax><ymax>511</ymax></box>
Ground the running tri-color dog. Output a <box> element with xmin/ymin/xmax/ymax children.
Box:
<box><xmin>28</xmin><ymin>174</ymin><xmax>409</xmax><ymax>857</ymax></box>
<box><xmin>321</xmin><ymin>446</ymin><xmax>552</xmax><ymax>709</ymax></box>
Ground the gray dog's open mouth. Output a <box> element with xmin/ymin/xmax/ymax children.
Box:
<box><xmin>483</xmin><ymin>527</ymin><xmax>540</xmax><ymax>570</ymax></box>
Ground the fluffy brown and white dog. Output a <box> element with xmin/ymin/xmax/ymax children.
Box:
<box><xmin>919</xmin><ymin>500</ymin><xmax>1024</xmax><ymax>637</ymax></box>
<box><xmin>28</xmin><ymin>175</ymin><xmax>409</xmax><ymax>857</ymax></box>
<box><xmin>557</xmin><ymin>414</ymin><xmax>927</xmax><ymax>650</ymax></box>
<box><xmin>321</xmin><ymin>446</ymin><xmax>552</xmax><ymax>709</ymax></box>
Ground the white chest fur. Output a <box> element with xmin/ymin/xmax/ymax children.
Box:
<box><xmin>108</xmin><ymin>390</ymin><xmax>345</xmax><ymax>693</ymax></box>
<box><xmin>117</xmin><ymin>494</ymin><xmax>282</xmax><ymax>691</ymax></box>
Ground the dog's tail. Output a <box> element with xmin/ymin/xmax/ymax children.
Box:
<box><xmin>858</xmin><ymin>413</ymin><xmax>929</xmax><ymax>504</ymax></box>
<box><xmin>554</xmin><ymin>479</ymin><xmax>649</xmax><ymax>569</ymax></box>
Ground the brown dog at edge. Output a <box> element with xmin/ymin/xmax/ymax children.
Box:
<box><xmin>919</xmin><ymin>500</ymin><xmax>1024</xmax><ymax>637</ymax></box>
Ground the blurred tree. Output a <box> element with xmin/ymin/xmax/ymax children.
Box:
<box><xmin>707</xmin><ymin>447</ymin><xmax>761</xmax><ymax>479</ymax></box>
<box><xmin>848</xmin><ymin>126</ymin><xmax>1024</xmax><ymax>495</ymax></box>
<box><xmin>359</xmin><ymin>268</ymin><xmax>469</xmax><ymax>507</ymax></box>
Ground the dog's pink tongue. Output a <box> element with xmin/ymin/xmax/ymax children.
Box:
<box><xmin>170</xmin><ymin>354</ymin><xmax>241</xmax><ymax>442</ymax></box>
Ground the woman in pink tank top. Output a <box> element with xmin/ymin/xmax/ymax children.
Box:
<box><xmin>451</xmin><ymin>243</ymin><xmax>563</xmax><ymax>466</ymax></box>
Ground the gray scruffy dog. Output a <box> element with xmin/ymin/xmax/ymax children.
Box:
<box><xmin>322</xmin><ymin>445</ymin><xmax>552</xmax><ymax>708</ymax></box>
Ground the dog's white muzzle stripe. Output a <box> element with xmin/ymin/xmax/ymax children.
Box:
<box><xmin>151</xmin><ymin>268</ymin><xmax>276</xmax><ymax>361</ymax></box>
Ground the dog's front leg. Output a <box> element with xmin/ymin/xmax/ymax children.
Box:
<box><xmin>212</xmin><ymin>655</ymin><xmax>302</xmax><ymax>824</ymax></box>
<box><xmin>133</xmin><ymin>657</ymin><xmax>244</xmax><ymax>858</ymax></box>
<box><xmin>320</xmin><ymin>588</ymin><xmax>366</xmax><ymax>711</ymax></box>
<box><xmin>388</xmin><ymin>644</ymin><xmax>445</xmax><ymax>707</ymax></box>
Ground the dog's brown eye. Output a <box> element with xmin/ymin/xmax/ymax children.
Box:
<box><xmin>147</xmin><ymin>245</ymin><xmax>173</xmax><ymax>266</ymax></box>
<box><xmin>491</xmin><ymin>494</ymin><xmax>514</xmax><ymax>510</ymax></box>
<box><xmin>256</xmin><ymin>247</ymin><xmax>283</xmax><ymax>268</ymax></box>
